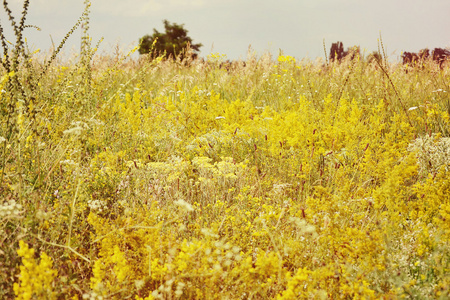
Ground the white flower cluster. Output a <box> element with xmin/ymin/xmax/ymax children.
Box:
<box><xmin>408</xmin><ymin>134</ymin><xmax>450</xmax><ymax>175</ymax></box>
<box><xmin>87</xmin><ymin>199</ymin><xmax>107</xmax><ymax>213</ymax></box>
<box><xmin>82</xmin><ymin>291</ymin><xmax>103</xmax><ymax>300</ymax></box>
<box><xmin>174</xmin><ymin>199</ymin><xmax>194</xmax><ymax>212</ymax></box>
<box><xmin>87</xmin><ymin>118</ymin><xmax>104</xmax><ymax>127</ymax></box>
<box><xmin>288</xmin><ymin>217</ymin><xmax>318</xmax><ymax>239</ymax></box>
<box><xmin>201</xmin><ymin>228</ymin><xmax>219</xmax><ymax>238</ymax></box>
<box><xmin>271</xmin><ymin>183</ymin><xmax>292</xmax><ymax>194</ymax></box>
<box><xmin>60</xmin><ymin>159</ymin><xmax>77</xmax><ymax>166</ymax></box>
<box><xmin>0</xmin><ymin>200</ymin><xmax>23</xmax><ymax>218</ymax></box>
<box><xmin>188</xmin><ymin>129</ymin><xmax>224</xmax><ymax>150</ymax></box>
<box><xmin>63</xmin><ymin>121</ymin><xmax>89</xmax><ymax>136</ymax></box>
<box><xmin>152</xmin><ymin>279</ymin><xmax>186</xmax><ymax>299</ymax></box>
<box><xmin>36</xmin><ymin>211</ymin><xmax>52</xmax><ymax>222</ymax></box>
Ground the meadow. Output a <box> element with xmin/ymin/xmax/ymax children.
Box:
<box><xmin>1</xmin><ymin>14</ymin><xmax>450</xmax><ymax>298</ymax></box>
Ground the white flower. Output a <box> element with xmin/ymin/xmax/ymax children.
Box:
<box><xmin>174</xmin><ymin>199</ymin><xmax>194</xmax><ymax>212</ymax></box>
<box><xmin>60</xmin><ymin>159</ymin><xmax>78</xmax><ymax>166</ymax></box>
<box><xmin>63</xmin><ymin>126</ymin><xmax>83</xmax><ymax>135</ymax></box>
<box><xmin>408</xmin><ymin>134</ymin><xmax>450</xmax><ymax>174</ymax></box>
<box><xmin>63</xmin><ymin>121</ymin><xmax>90</xmax><ymax>135</ymax></box>
<box><xmin>88</xmin><ymin>199</ymin><xmax>107</xmax><ymax>213</ymax></box>
<box><xmin>0</xmin><ymin>200</ymin><xmax>22</xmax><ymax>218</ymax></box>
<box><xmin>201</xmin><ymin>228</ymin><xmax>219</xmax><ymax>238</ymax></box>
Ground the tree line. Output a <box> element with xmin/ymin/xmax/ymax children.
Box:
<box><xmin>138</xmin><ymin>21</ymin><xmax>450</xmax><ymax>68</ymax></box>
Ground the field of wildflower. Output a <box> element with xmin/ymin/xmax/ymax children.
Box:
<box><xmin>1</xmin><ymin>6</ymin><xmax>450</xmax><ymax>297</ymax></box>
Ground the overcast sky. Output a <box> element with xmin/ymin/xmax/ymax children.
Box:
<box><xmin>2</xmin><ymin>0</ymin><xmax>450</xmax><ymax>61</ymax></box>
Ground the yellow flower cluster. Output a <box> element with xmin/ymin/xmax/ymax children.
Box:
<box><xmin>14</xmin><ymin>240</ymin><xmax>57</xmax><ymax>300</ymax></box>
<box><xmin>4</xmin><ymin>50</ymin><xmax>450</xmax><ymax>299</ymax></box>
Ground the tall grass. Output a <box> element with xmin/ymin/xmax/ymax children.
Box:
<box><xmin>1</xmin><ymin>3</ymin><xmax>450</xmax><ymax>299</ymax></box>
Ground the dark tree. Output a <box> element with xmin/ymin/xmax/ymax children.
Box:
<box><xmin>432</xmin><ymin>48</ymin><xmax>450</xmax><ymax>68</ymax></box>
<box><xmin>402</xmin><ymin>49</ymin><xmax>430</xmax><ymax>65</ymax></box>
<box><xmin>419</xmin><ymin>48</ymin><xmax>430</xmax><ymax>60</ymax></box>
<box><xmin>329</xmin><ymin>41</ymin><xmax>345</xmax><ymax>61</ymax></box>
<box><xmin>138</xmin><ymin>20</ymin><xmax>202</xmax><ymax>60</ymax></box>
<box><xmin>329</xmin><ymin>42</ymin><xmax>360</xmax><ymax>62</ymax></box>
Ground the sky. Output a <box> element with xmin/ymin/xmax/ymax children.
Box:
<box><xmin>1</xmin><ymin>0</ymin><xmax>450</xmax><ymax>61</ymax></box>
